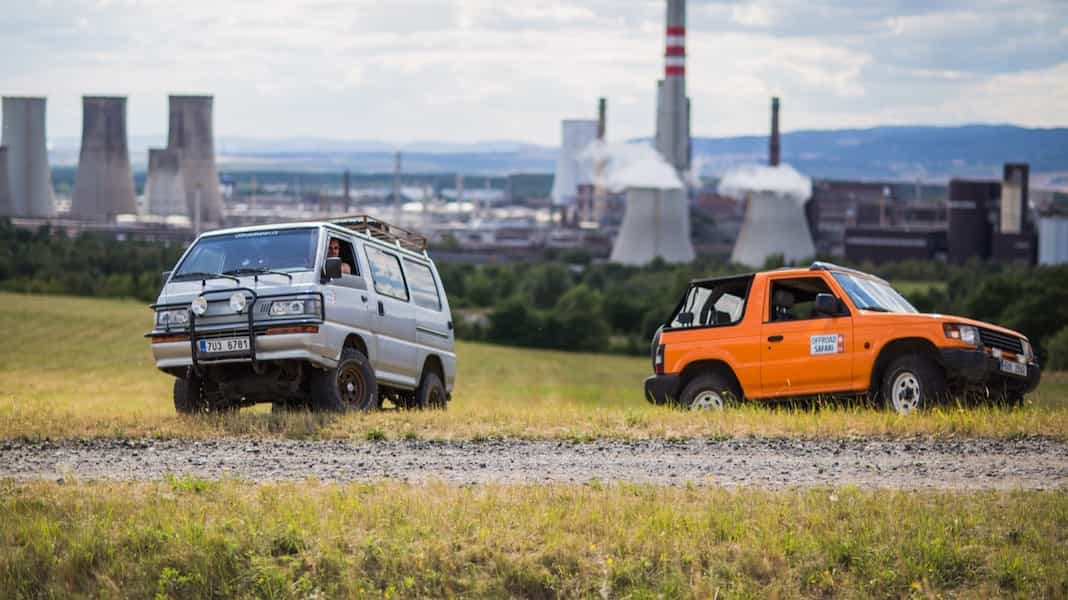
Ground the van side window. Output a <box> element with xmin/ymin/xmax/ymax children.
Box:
<box><xmin>768</xmin><ymin>277</ymin><xmax>835</xmax><ymax>321</ymax></box>
<box><xmin>365</xmin><ymin>246</ymin><xmax>409</xmax><ymax>301</ymax></box>
<box><xmin>404</xmin><ymin>259</ymin><xmax>442</xmax><ymax>311</ymax></box>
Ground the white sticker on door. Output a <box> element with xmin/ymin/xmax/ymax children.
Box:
<box><xmin>810</xmin><ymin>334</ymin><xmax>842</xmax><ymax>355</ymax></box>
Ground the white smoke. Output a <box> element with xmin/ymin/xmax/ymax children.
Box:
<box><xmin>717</xmin><ymin>163</ymin><xmax>812</xmax><ymax>201</ymax></box>
<box><xmin>581</xmin><ymin>140</ymin><xmax>683</xmax><ymax>191</ymax></box>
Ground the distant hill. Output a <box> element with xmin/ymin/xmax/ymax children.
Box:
<box><xmin>48</xmin><ymin>125</ymin><xmax>1066</xmax><ymax>182</ymax></box>
<box><xmin>689</xmin><ymin>125</ymin><xmax>1068</xmax><ymax>181</ymax></box>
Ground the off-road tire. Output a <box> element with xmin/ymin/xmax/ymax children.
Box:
<box><xmin>174</xmin><ymin>373</ymin><xmax>234</xmax><ymax>414</ymax></box>
<box><xmin>414</xmin><ymin>370</ymin><xmax>448</xmax><ymax>410</ymax></box>
<box><xmin>678</xmin><ymin>373</ymin><xmax>741</xmax><ymax>411</ymax></box>
<box><xmin>174</xmin><ymin>375</ymin><xmax>208</xmax><ymax>414</ymax></box>
<box><xmin>879</xmin><ymin>355</ymin><xmax>945</xmax><ymax>415</ymax></box>
<box><xmin>311</xmin><ymin>348</ymin><xmax>378</xmax><ymax>413</ymax></box>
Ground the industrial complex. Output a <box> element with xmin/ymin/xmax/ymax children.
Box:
<box><xmin>1</xmin><ymin>0</ymin><xmax>1066</xmax><ymax>266</ymax></box>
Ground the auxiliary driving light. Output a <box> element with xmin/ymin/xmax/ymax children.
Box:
<box><xmin>229</xmin><ymin>292</ymin><xmax>247</xmax><ymax>313</ymax></box>
<box><xmin>191</xmin><ymin>295</ymin><xmax>209</xmax><ymax>316</ymax></box>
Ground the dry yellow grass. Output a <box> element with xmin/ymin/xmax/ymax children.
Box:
<box><xmin>3</xmin><ymin>479</ymin><xmax>1067</xmax><ymax>598</ymax></box>
<box><xmin>1</xmin><ymin>292</ymin><xmax>1066</xmax><ymax>440</ymax></box>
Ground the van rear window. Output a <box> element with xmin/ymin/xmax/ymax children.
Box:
<box><xmin>404</xmin><ymin>259</ymin><xmax>441</xmax><ymax>311</ymax></box>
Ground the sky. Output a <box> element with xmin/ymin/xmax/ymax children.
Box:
<box><xmin>2</xmin><ymin>0</ymin><xmax>1066</xmax><ymax>146</ymax></box>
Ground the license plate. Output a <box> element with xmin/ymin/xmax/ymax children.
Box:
<box><xmin>1000</xmin><ymin>359</ymin><xmax>1026</xmax><ymax>377</ymax></box>
<box><xmin>198</xmin><ymin>337</ymin><xmax>250</xmax><ymax>354</ymax></box>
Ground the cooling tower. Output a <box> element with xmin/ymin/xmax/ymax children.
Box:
<box><xmin>167</xmin><ymin>95</ymin><xmax>223</xmax><ymax>223</ymax></box>
<box><xmin>730</xmin><ymin>190</ymin><xmax>816</xmax><ymax>266</ymax></box>
<box><xmin>610</xmin><ymin>187</ymin><xmax>695</xmax><ymax>265</ymax></box>
<box><xmin>1</xmin><ymin>97</ymin><xmax>54</xmax><ymax>217</ymax></box>
<box><xmin>550</xmin><ymin>119</ymin><xmax>598</xmax><ymax>206</ymax></box>
<box><xmin>0</xmin><ymin>147</ymin><xmax>12</xmax><ymax>216</ymax></box>
<box><xmin>144</xmin><ymin>148</ymin><xmax>187</xmax><ymax>216</ymax></box>
<box><xmin>71</xmin><ymin>96</ymin><xmax>137</xmax><ymax>220</ymax></box>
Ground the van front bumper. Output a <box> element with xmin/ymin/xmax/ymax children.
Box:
<box><xmin>148</xmin><ymin>321</ymin><xmax>349</xmax><ymax>371</ymax></box>
<box><xmin>644</xmin><ymin>374</ymin><xmax>680</xmax><ymax>405</ymax></box>
<box><xmin>940</xmin><ymin>348</ymin><xmax>1041</xmax><ymax>394</ymax></box>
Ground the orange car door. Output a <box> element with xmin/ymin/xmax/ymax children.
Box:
<box><xmin>760</xmin><ymin>276</ymin><xmax>854</xmax><ymax>397</ymax></box>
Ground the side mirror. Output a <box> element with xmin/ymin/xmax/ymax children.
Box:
<box><xmin>814</xmin><ymin>293</ymin><xmax>839</xmax><ymax>316</ymax></box>
<box><xmin>677</xmin><ymin>311</ymin><xmax>694</xmax><ymax>326</ymax></box>
<box><xmin>322</xmin><ymin>257</ymin><xmax>343</xmax><ymax>281</ymax></box>
<box><xmin>161</xmin><ymin>271</ymin><xmax>171</xmax><ymax>287</ymax></box>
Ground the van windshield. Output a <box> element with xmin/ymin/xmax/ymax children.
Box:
<box><xmin>172</xmin><ymin>228</ymin><xmax>319</xmax><ymax>280</ymax></box>
<box><xmin>832</xmin><ymin>272</ymin><xmax>918</xmax><ymax>314</ymax></box>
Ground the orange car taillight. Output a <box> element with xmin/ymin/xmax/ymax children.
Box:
<box><xmin>655</xmin><ymin>344</ymin><xmax>665</xmax><ymax>375</ymax></box>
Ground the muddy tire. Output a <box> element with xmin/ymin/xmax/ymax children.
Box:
<box><xmin>879</xmin><ymin>355</ymin><xmax>945</xmax><ymax>415</ymax></box>
<box><xmin>678</xmin><ymin>373</ymin><xmax>741</xmax><ymax>411</ymax></box>
<box><xmin>311</xmin><ymin>348</ymin><xmax>378</xmax><ymax>412</ymax></box>
<box><xmin>414</xmin><ymin>370</ymin><xmax>448</xmax><ymax>410</ymax></box>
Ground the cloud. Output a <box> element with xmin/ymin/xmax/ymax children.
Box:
<box><xmin>0</xmin><ymin>0</ymin><xmax>1064</xmax><ymax>144</ymax></box>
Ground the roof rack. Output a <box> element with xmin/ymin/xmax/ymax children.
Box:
<box><xmin>330</xmin><ymin>215</ymin><xmax>428</xmax><ymax>253</ymax></box>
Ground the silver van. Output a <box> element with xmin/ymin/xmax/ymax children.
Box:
<box><xmin>147</xmin><ymin>216</ymin><xmax>455</xmax><ymax>413</ymax></box>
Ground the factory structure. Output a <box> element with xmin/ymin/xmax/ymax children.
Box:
<box><xmin>1</xmin><ymin>0</ymin><xmax>1065</xmax><ymax>265</ymax></box>
<box><xmin>609</xmin><ymin>0</ymin><xmax>695</xmax><ymax>265</ymax></box>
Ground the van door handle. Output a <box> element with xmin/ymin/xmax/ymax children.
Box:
<box><xmin>378</xmin><ymin>301</ymin><xmax>385</xmax><ymax>316</ymax></box>
<box><xmin>768</xmin><ymin>335</ymin><xmax>784</xmax><ymax>342</ymax></box>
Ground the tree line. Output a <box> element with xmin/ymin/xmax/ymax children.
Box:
<box><xmin>2</xmin><ymin>220</ymin><xmax>1067</xmax><ymax>368</ymax></box>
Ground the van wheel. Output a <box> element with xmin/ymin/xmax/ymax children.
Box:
<box><xmin>678</xmin><ymin>373</ymin><xmax>741</xmax><ymax>411</ymax></box>
<box><xmin>415</xmin><ymin>371</ymin><xmax>447</xmax><ymax>410</ymax></box>
<box><xmin>174</xmin><ymin>375</ymin><xmax>208</xmax><ymax>414</ymax></box>
<box><xmin>880</xmin><ymin>355</ymin><xmax>945</xmax><ymax>415</ymax></box>
<box><xmin>311</xmin><ymin>348</ymin><xmax>378</xmax><ymax>412</ymax></box>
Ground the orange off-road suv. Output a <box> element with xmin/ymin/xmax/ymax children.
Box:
<box><xmin>645</xmin><ymin>262</ymin><xmax>1041</xmax><ymax>414</ymax></box>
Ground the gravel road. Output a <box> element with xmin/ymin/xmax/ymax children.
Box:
<box><xmin>2</xmin><ymin>438</ymin><xmax>1066</xmax><ymax>489</ymax></box>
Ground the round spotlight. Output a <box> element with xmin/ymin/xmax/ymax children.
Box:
<box><xmin>190</xmin><ymin>296</ymin><xmax>209</xmax><ymax>316</ymax></box>
<box><xmin>229</xmin><ymin>292</ymin><xmax>247</xmax><ymax>313</ymax></box>
<box><xmin>288</xmin><ymin>300</ymin><xmax>304</xmax><ymax>314</ymax></box>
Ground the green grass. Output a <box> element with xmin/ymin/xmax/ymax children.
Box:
<box><xmin>1</xmin><ymin>479</ymin><xmax>1065</xmax><ymax>598</ymax></box>
<box><xmin>1</xmin><ymin>292</ymin><xmax>1067</xmax><ymax>441</ymax></box>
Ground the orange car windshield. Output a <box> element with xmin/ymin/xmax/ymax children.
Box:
<box><xmin>832</xmin><ymin>272</ymin><xmax>917</xmax><ymax>314</ymax></box>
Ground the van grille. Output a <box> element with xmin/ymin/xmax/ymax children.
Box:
<box><xmin>979</xmin><ymin>328</ymin><xmax>1023</xmax><ymax>354</ymax></box>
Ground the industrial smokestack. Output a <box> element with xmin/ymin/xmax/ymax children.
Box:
<box><xmin>71</xmin><ymin>96</ymin><xmax>136</xmax><ymax>220</ymax></box>
<box><xmin>343</xmin><ymin>169</ymin><xmax>351</xmax><ymax>213</ymax></box>
<box><xmin>167</xmin><ymin>95</ymin><xmax>223</xmax><ymax>223</ymax></box>
<box><xmin>611</xmin><ymin>187</ymin><xmax>695</xmax><ymax>265</ymax></box>
<box><xmin>144</xmin><ymin>148</ymin><xmax>186</xmax><ymax>216</ymax></box>
<box><xmin>654</xmin><ymin>0</ymin><xmax>689</xmax><ymax>172</ymax></box>
<box><xmin>597</xmin><ymin>98</ymin><xmax>606</xmax><ymax>140</ymax></box>
<box><xmin>769</xmin><ymin>97</ymin><xmax>780</xmax><ymax>167</ymax></box>
<box><xmin>0</xmin><ymin>147</ymin><xmax>12</xmax><ymax>217</ymax></box>
<box><xmin>1</xmin><ymin>97</ymin><xmax>54</xmax><ymax>217</ymax></box>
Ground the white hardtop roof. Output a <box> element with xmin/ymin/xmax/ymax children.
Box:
<box><xmin>198</xmin><ymin>219</ymin><xmax>432</xmax><ymax>261</ymax></box>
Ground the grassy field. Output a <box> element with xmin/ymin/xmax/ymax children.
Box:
<box><xmin>1</xmin><ymin>292</ymin><xmax>1066</xmax><ymax>441</ymax></box>
<box><xmin>0</xmin><ymin>479</ymin><xmax>1064</xmax><ymax>598</ymax></box>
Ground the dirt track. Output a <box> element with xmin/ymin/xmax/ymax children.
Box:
<box><xmin>1</xmin><ymin>438</ymin><xmax>1066</xmax><ymax>489</ymax></box>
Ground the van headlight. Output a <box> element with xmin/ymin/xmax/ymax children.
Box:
<box><xmin>156</xmin><ymin>309</ymin><xmax>190</xmax><ymax>328</ymax></box>
<box><xmin>268</xmin><ymin>298</ymin><xmax>321</xmax><ymax>317</ymax></box>
<box><xmin>943</xmin><ymin>323</ymin><xmax>979</xmax><ymax>346</ymax></box>
<box><xmin>1021</xmin><ymin>339</ymin><xmax>1034</xmax><ymax>362</ymax></box>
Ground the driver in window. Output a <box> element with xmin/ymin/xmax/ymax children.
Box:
<box><xmin>328</xmin><ymin>238</ymin><xmax>352</xmax><ymax>275</ymax></box>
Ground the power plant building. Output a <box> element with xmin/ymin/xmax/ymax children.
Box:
<box><xmin>71</xmin><ymin>96</ymin><xmax>137</xmax><ymax>221</ymax></box>
<box><xmin>1</xmin><ymin>96</ymin><xmax>54</xmax><ymax>217</ymax></box>
<box><xmin>0</xmin><ymin>147</ymin><xmax>11</xmax><ymax>216</ymax></box>
<box><xmin>167</xmin><ymin>95</ymin><xmax>223</xmax><ymax>223</ymax></box>
<box><xmin>1039</xmin><ymin>216</ymin><xmax>1068</xmax><ymax>265</ymax></box>
<box><xmin>144</xmin><ymin>148</ymin><xmax>187</xmax><ymax>216</ymax></box>
<box><xmin>550</xmin><ymin>119</ymin><xmax>597</xmax><ymax>206</ymax></box>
